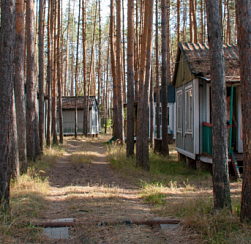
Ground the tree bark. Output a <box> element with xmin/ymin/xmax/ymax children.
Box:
<box><xmin>39</xmin><ymin>0</ymin><xmax>45</xmax><ymax>153</ymax></box>
<box><xmin>82</xmin><ymin>0</ymin><xmax>88</xmax><ymax>137</ymax></box>
<box><xmin>156</xmin><ymin>0</ymin><xmax>160</xmax><ymax>139</ymax></box>
<box><xmin>161</xmin><ymin>0</ymin><xmax>169</xmax><ymax>156</ymax></box>
<box><xmin>26</xmin><ymin>0</ymin><xmax>41</xmax><ymax>159</ymax></box>
<box><xmin>206</xmin><ymin>0</ymin><xmax>231</xmax><ymax>210</ymax></box>
<box><xmin>57</xmin><ymin>0</ymin><xmax>63</xmax><ymax>143</ymax></box>
<box><xmin>136</xmin><ymin>0</ymin><xmax>154</xmax><ymax>171</ymax></box>
<box><xmin>235</xmin><ymin>0</ymin><xmax>251</xmax><ymax>222</ymax></box>
<box><xmin>75</xmin><ymin>0</ymin><xmax>81</xmax><ymax>138</ymax></box>
<box><xmin>15</xmin><ymin>0</ymin><xmax>27</xmax><ymax>173</ymax></box>
<box><xmin>0</xmin><ymin>0</ymin><xmax>16</xmax><ymax>208</ymax></box>
<box><xmin>47</xmin><ymin>0</ymin><xmax>52</xmax><ymax>148</ymax></box>
<box><xmin>127</xmin><ymin>0</ymin><xmax>135</xmax><ymax>156</ymax></box>
<box><xmin>110</xmin><ymin>0</ymin><xmax>117</xmax><ymax>139</ymax></box>
<box><xmin>116</xmin><ymin>0</ymin><xmax>124</xmax><ymax>142</ymax></box>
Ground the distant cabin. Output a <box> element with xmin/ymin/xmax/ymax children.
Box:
<box><xmin>153</xmin><ymin>84</ymin><xmax>176</xmax><ymax>139</ymax></box>
<box><xmin>57</xmin><ymin>96</ymin><xmax>100</xmax><ymax>135</ymax></box>
<box><xmin>173</xmin><ymin>43</ymin><xmax>243</xmax><ymax>171</ymax></box>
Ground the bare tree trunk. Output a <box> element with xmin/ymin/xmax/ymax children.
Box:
<box><xmin>57</xmin><ymin>0</ymin><xmax>63</xmax><ymax>143</ymax></box>
<box><xmin>110</xmin><ymin>0</ymin><xmax>117</xmax><ymax>139</ymax></box>
<box><xmin>116</xmin><ymin>0</ymin><xmax>124</xmax><ymax>142</ymax></box>
<box><xmin>136</xmin><ymin>0</ymin><xmax>154</xmax><ymax>171</ymax></box>
<box><xmin>0</xmin><ymin>0</ymin><xmax>16</xmax><ymax>208</ymax></box>
<box><xmin>52</xmin><ymin>0</ymin><xmax>58</xmax><ymax>145</ymax></box>
<box><xmin>134</xmin><ymin>0</ymin><xmax>139</xmax><ymax>102</ymax></box>
<box><xmin>156</xmin><ymin>0</ymin><xmax>160</xmax><ymax>139</ymax></box>
<box><xmin>191</xmin><ymin>0</ymin><xmax>198</xmax><ymax>43</ymax></box>
<box><xmin>39</xmin><ymin>0</ymin><xmax>45</xmax><ymax>153</ymax></box>
<box><xmin>127</xmin><ymin>0</ymin><xmax>135</xmax><ymax>156</ymax></box>
<box><xmin>161</xmin><ymin>0</ymin><xmax>169</xmax><ymax>156</ymax></box>
<box><xmin>15</xmin><ymin>0</ymin><xmax>27</xmax><ymax>173</ymax></box>
<box><xmin>150</xmin><ymin>66</ymin><xmax>154</xmax><ymax>149</ymax></box>
<box><xmin>98</xmin><ymin>0</ymin><xmax>101</xmax><ymax>105</ymax></box>
<box><xmin>206</xmin><ymin>0</ymin><xmax>231</xmax><ymax>210</ymax></box>
<box><xmin>75</xmin><ymin>0</ymin><xmax>81</xmax><ymax>139</ymax></box>
<box><xmin>122</xmin><ymin>0</ymin><xmax>126</xmax><ymax>104</ymax></box>
<box><xmin>65</xmin><ymin>0</ymin><xmax>70</xmax><ymax>96</ymax></box>
<box><xmin>82</xmin><ymin>0</ymin><xmax>88</xmax><ymax>137</ymax></box>
<box><xmin>26</xmin><ymin>0</ymin><xmax>40</xmax><ymax>159</ymax></box>
<box><xmin>235</xmin><ymin>0</ymin><xmax>251</xmax><ymax>222</ymax></box>
<box><xmin>177</xmin><ymin>0</ymin><xmax>180</xmax><ymax>43</ymax></box>
<box><xmin>47</xmin><ymin>0</ymin><xmax>52</xmax><ymax>148</ymax></box>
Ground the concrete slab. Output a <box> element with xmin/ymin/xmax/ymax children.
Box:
<box><xmin>43</xmin><ymin>218</ymin><xmax>73</xmax><ymax>239</ymax></box>
<box><xmin>43</xmin><ymin>227</ymin><xmax>69</xmax><ymax>239</ymax></box>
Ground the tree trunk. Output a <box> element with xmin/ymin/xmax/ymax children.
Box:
<box><xmin>127</xmin><ymin>0</ymin><xmax>135</xmax><ymax>156</ymax></box>
<box><xmin>57</xmin><ymin>0</ymin><xmax>63</xmax><ymax>144</ymax></box>
<box><xmin>15</xmin><ymin>0</ymin><xmax>27</xmax><ymax>173</ymax></box>
<box><xmin>47</xmin><ymin>0</ymin><xmax>52</xmax><ymax>148</ymax></box>
<box><xmin>98</xmin><ymin>0</ymin><xmax>102</xmax><ymax>105</ymax></box>
<box><xmin>0</xmin><ymin>0</ymin><xmax>16</xmax><ymax>208</ymax></box>
<box><xmin>177</xmin><ymin>0</ymin><xmax>180</xmax><ymax>43</ymax></box>
<box><xmin>75</xmin><ymin>0</ymin><xmax>81</xmax><ymax>138</ymax></box>
<box><xmin>110</xmin><ymin>0</ymin><xmax>117</xmax><ymax>139</ymax></box>
<box><xmin>26</xmin><ymin>0</ymin><xmax>41</xmax><ymax>159</ymax></box>
<box><xmin>39</xmin><ymin>0</ymin><xmax>45</xmax><ymax>153</ymax></box>
<box><xmin>235</xmin><ymin>0</ymin><xmax>251</xmax><ymax>222</ymax></box>
<box><xmin>161</xmin><ymin>0</ymin><xmax>169</xmax><ymax>156</ymax></box>
<box><xmin>206</xmin><ymin>0</ymin><xmax>231</xmax><ymax>210</ymax></box>
<box><xmin>82</xmin><ymin>0</ymin><xmax>88</xmax><ymax>137</ymax></box>
<box><xmin>64</xmin><ymin>0</ymin><xmax>70</xmax><ymax>96</ymax></box>
<box><xmin>136</xmin><ymin>0</ymin><xmax>154</xmax><ymax>171</ymax></box>
<box><xmin>156</xmin><ymin>0</ymin><xmax>160</xmax><ymax>139</ymax></box>
<box><xmin>150</xmin><ymin>67</ymin><xmax>154</xmax><ymax>149</ymax></box>
<box><xmin>52</xmin><ymin>0</ymin><xmax>58</xmax><ymax>145</ymax></box>
<box><xmin>116</xmin><ymin>0</ymin><xmax>124</xmax><ymax>142</ymax></box>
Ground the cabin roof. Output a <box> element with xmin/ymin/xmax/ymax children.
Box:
<box><xmin>60</xmin><ymin>96</ymin><xmax>97</xmax><ymax>110</ymax></box>
<box><xmin>172</xmin><ymin>42</ymin><xmax>240</xmax><ymax>84</ymax></box>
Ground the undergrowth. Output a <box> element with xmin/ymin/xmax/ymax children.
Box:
<box><xmin>107</xmin><ymin>143</ymin><xmax>249</xmax><ymax>243</ymax></box>
<box><xmin>0</xmin><ymin>143</ymin><xmax>64</xmax><ymax>243</ymax></box>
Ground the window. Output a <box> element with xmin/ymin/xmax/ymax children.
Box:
<box><xmin>185</xmin><ymin>87</ymin><xmax>193</xmax><ymax>133</ymax></box>
<box><xmin>177</xmin><ymin>90</ymin><xmax>183</xmax><ymax>133</ymax></box>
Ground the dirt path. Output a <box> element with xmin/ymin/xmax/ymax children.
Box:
<box><xmin>40</xmin><ymin>136</ymin><xmax>187</xmax><ymax>244</ymax></box>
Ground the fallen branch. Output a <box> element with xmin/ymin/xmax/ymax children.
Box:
<box><xmin>30</xmin><ymin>218</ymin><xmax>181</xmax><ymax>228</ymax></box>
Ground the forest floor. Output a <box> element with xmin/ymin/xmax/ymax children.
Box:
<box><xmin>37</xmin><ymin>134</ymin><xmax>190</xmax><ymax>243</ymax></box>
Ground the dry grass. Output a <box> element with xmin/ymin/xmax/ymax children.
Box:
<box><xmin>0</xmin><ymin>144</ymin><xmax>64</xmax><ymax>243</ymax></box>
<box><xmin>107</xmin><ymin>142</ymin><xmax>251</xmax><ymax>244</ymax></box>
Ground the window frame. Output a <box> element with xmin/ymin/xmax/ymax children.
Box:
<box><xmin>176</xmin><ymin>90</ymin><xmax>183</xmax><ymax>133</ymax></box>
<box><xmin>185</xmin><ymin>85</ymin><xmax>193</xmax><ymax>134</ymax></box>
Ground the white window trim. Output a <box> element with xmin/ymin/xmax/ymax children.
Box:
<box><xmin>176</xmin><ymin>90</ymin><xmax>183</xmax><ymax>134</ymax></box>
<box><xmin>185</xmin><ymin>84</ymin><xmax>193</xmax><ymax>134</ymax></box>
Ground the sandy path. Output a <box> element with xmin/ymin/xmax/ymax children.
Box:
<box><xmin>40</xmin><ymin>136</ymin><xmax>187</xmax><ymax>244</ymax></box>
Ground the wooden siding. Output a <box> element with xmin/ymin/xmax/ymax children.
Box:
<box><xmin>175</xmin><ymin>52</ymin><xmax>195</xmax><ymax>88</ymax></box>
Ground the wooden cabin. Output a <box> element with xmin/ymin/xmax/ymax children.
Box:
<box><xmin>173</xmin><ymin>43</ymin><xmax>243</xmax><ymax>175</ymax></box>
<box><xmin>57</xmin><ymin>96</ymin><xmax>100</xmax><ymax>136</ymax></box>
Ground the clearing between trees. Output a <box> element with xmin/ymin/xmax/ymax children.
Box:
<box><xmin>1</xmin><ymin>134</ymin><xmax>250</xmax><ymax>243</ymax></box>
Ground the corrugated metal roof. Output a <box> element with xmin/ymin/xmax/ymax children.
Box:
<box><xmin>173</xmin><ymin>42</ymin><xmax>240</xmax><ymax>83</ymax></box>
<box><xmin>60</xmin><ymin>96</ymin><xmax>96</xmax><ymax>110</ymax></box>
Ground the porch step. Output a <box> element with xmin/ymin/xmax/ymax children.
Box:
<box><xmin>230</xmin><ymin>153</ymin><xmax>241</xmax><ymax>179</ymax></box>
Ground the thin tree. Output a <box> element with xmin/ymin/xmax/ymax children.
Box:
<box><xmin>161</xmin><ymin>0</ymin><xmax>169</xmax><ymax>156</ymax></box>
<box><xmin>98</xmin><ymin>0</ymin><xmax>102</xmax><ymax>105</ymax></box>
<box><xmin>58</xmin><ymin>0</ymin><xmax>63</xmax><ymax>143</ymax></box>
<box><xmin>82</xmin><ymin>0</ymin><xmax>88</xmax><ymax>137</ymax></box>
<box><xmin>127</xmin><ymin>0</ymin><xmax>135</xmax><ymax>156</ymax></box>
<box><xmin>15</xmin><ymin>0</ymin><xmax>27</xmax><ymax>173</ymax></box>
<box><xmin>110</xmin><ymin>0</ymin><xmax>117</xmax><ymax>139</ymax></box>
<box><xmin>206</xmin><ymin>0</ymin><xmax>232</xmax><ymax>210</ymax></box>
<box><xmin>75</xmin><ymin>0</ymin><xmax>81</xmax><ymax>139</ymax></box>
<box><xmin>156</xmin><ymin>0</ymin><xmax>160</xmax><ymax>139</ymax></box>
<box><xmin>235</xmin><ymin>0</ymin><xmax>251</xmax><ymax>222</ymax></box>
<box><xmin>47</xmin><ymin>0</ymin><xmax>52</xmax><ymax>148</ymax></box>
<box><xmin>0</xmin><ymin>0</ymin><xmax>16</xmax><ymax>208</ymax></box>
<box><xmin>39</xmin><ymin>0</ymin><xmax>45</xmax><ymax>153</ymax></box>
<box><xmin>116</xmin><ymin>0</ymin><xmax>124</xmax><ymax>142</ymax></box>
